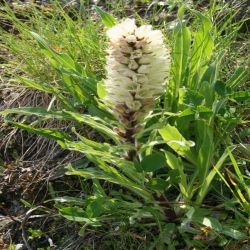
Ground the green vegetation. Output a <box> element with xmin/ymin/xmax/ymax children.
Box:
<box><xmin>0</xmin><ymin>0</ymin><xmax>249</xmax><ymax>249</ymax></box>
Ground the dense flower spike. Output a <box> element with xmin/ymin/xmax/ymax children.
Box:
<box><xmin>104</xmin><ymin>18</ymin><xmax>170</xmax><ymax>144</ymax></box>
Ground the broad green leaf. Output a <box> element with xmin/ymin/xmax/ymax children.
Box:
<box><xmin>185</xmin><ymin>208</ymin><xmax>225</xmax><ymax>233</ymax></box>
<box><xmin>191</xmin><ymin>10</ymin><xmax>213</xmax><ymax>33</ymax></box>
<box><xmin>140</xmin><ymin>152</ymin><xmax>166</xmax><ymax>172</ymax></box>
<box><xmin>86</xmin><ymin>197</ymin><xmax>111</xmax><ymax>217</ymax></box>
<box><xmin>159</xmin><ymin>125</ymin><xmax>196</xmax><ymax>164</ymax></box>
<box><xmin>4</xmin><ymin>119</ymin><xmax>71</xmax><ymax>141</ymax></box>
<box><xmin>186</xmin><ymin>207</ymin><xmax>211</xmax><ymax>220</ymax></box>
<box><xmin>95</xmin><ymin>6</ymin><xmax>117</xmax><ymax>28</ymax></box>
<box><xmin>215</xmin><ymin>80</ymin><xmax>228</xmax><ymax>96</ymax></box>
<box><xmin>180</xmin><ymin>88</ymin><xmax>204</xmax><ymax>107</ymax></box>
<box><xmin>146</xmin><ymin>178</ymin><xmax>168</xmax><ymax>191</ymax></box>
<box><xmin>189</xmin><ymin>213</ymin><xmax>223</xmax><ymax>232</ymax></box>
<box><xmin>59</xmin><ymin>207</ymin><xmax>95</xmax><ymax>223</ymax></box>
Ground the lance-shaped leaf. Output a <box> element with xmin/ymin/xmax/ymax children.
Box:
<box><xmin>4</xmin><ymin>119</ymin><xmax>71</xmax><ymax>141</ymax></box>
<box><xmin>95</xmin><ymin>6</ymin><xmax>117</xmax><ymax>28</ymax></box>
<box><xmin>159</xmin><ymin>125</ymin><xmax>196</xmax><ymax>164</ymax></box>
<box><xmin>189</xmin><ymin>11</ymin><xmax>214</xmax><ymax>88</ymax></box>
<box><xmin>0</xmin><ymin>107</ymin><xmax>120</xmax><ymax>144</ymax></box>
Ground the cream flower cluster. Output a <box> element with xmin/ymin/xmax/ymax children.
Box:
<box><xmin>104</xmin><ymin>18</ymin><xmax>170</xmax><ymax>123</ymax></box>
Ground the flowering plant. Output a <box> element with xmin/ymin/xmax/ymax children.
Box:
<box><xmin>104</xmin><ymin>18</ymin><xmax>170</xmax><ymax>159</ymax></box>
<box><xmin>1</xmin><ymin>7</ymin><xmax>249</xmax><ymax>248</ymax></box>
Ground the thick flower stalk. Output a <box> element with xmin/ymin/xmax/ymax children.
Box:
<box><xmin>104</xmin><ymin>19</ymin><xmax>170</xmax><ymax>150</ymax></box>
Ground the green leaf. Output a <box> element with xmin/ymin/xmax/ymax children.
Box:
<box><xmin>31</xmin><ymin>32</ymin><xmax>97</xmax><ymax>102</ymax></box>
<box><xmin>146</xmin><ymin>178</ymin><xmax>168</xmax><ymax>191</ymax></box>
<box><xmin>180</xmin><ymin>88</ymin><xmax>204</xmax><ymax>107</ymax></box>
<box><xmin>215</xmin><ymin>80</ymin><xmax>227</xmax><ymax>96</ymax></box>
<box><xmin>165</xmin><ymin>151</ymin><xmax>188</xmax><ymax>198</ymax></box>
<box><xmin>0</xmin><ymin>107</ymin><xmax>71</xmax><ymax>119</ymax></box>
<box><xmin>159</xmin><ymin>125</ymin><xmax>196</xmax><ymax>164</ymax></box>
<box><xmin>28</xmin><ymin>228</ymin><xmax>43</xmax><ymax>240</ymax></box>
<box><xmin>59</xmin><ymin>207</ymin><xmax>93</xmax><ymax>223</ymax></box>
<box><xmin>52</xmin><ymin>196</ymin><xmax>85</xmax><ymax>206</ymax></box>
<box><xmin>95</xmin><ymin>6</ymin><xmax>117</xmax><ymax>28</ymax></box>
<box><xmin>222</xmin><ymin>227</ymin><xmax>248</xmax><ymax>240</ymax></box>
<box><xmin>165</xmin><ymin>151</ymin><xmax>180</xmax><ymax>170</ymax></box>
<box><xmin>140</xmin><ymin>152</ymin><xmax>166</xmax><ymax>172</ymax></box>
<box><xmin>4</xmin><ymin>119</ymin><xmax>71</xmax><ymax>141</ymax></box>
<box><xmin>16</xmin><ymin>77</ymin><xmax>74</xmax><ymax>110</ymax></box>
<box><xmin>169</xmin><ymin>169</ymin><xmax>181</xmax><ymax>184</ymax></box>
<box><xmin>59</xmin><ymin>70</ymin><xmax>91</xmax><ymax>103</ymax></box>
<box><xmin>67</xmin><ymin>165</ymin><xmax>151</xmax><ymax>200</ymax></box>
<box><xmin>186</xmin><ymin>208</ymin><xmax>224</xmax><ymax>232</ymax></box>
<box><xmin>228</xmin><ymin>91</ymin><xmax>250</xmax><ymax>101</ymax></box>
<box><xmin>173</xmin><ymin>21</ymin><xmax>191</xmax><ymax>91</ymax></box>
<box><xmin>31</xmin><ymin>32</ymin><xmax>77</xmax><ymax>71</ymax></box>
<box><xmin>196</xmin><ymin>148</ymin><xmax>233</xmax><ymax>204</ymax></box>
<box><xmin>86</xmin><ymin>197</ymin><xmax>116</xmax><ymax>217</ymax></box>
<box><xmin>228</xmin><ymin>149</ymin><xmax>250</xmax><ymax>199</ymax></box>
<box><xmin>199</xmin><ymin>63</ymin><xmax>218</xmax><ymax>107</ymax></box>
<box><xmin>63</xmin><ymin>110</ymin><xmax>120</xmax><ymax>144</ymax></box>
<box><xmin>226</xmin><ymin>67</ymin><xmax>248</xmax><ymax>88</ymax></box>
<box><xmin>189</xmin><ymin>12</ymin><xmax>214</xmax><ymax>88</ymax></box>
<box><xmin>16</xmin><ymin>76</ymin><xmax>53</xmax><ymax>93</ymax></box>
<box><xmin>58</xmin><ymin>140</ymin><xmax>114</xmax><ymax>163</ymax></box>
<box><xmin>97</xmin><ymin>80</ymin><xmax>106</xmax><ymax>99</ymax></box>
<box><xmin>201</xmin><ymin>217</ymin><xmax>222</xmax><ymax>231</ymax></box>
<box><xmin>196</xmin><ymin>120</ymin><xmax>214</xmax><ymax>182</ymax></box>
<box><xmin>0</xmin><ymin>107</ymin><xmax>120</xmax><ymax>144</ymax></box>
<box><xmin>177</xmin><ymin>5</ymin><xmax>185</xmax><ymax>18</ymax></box>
